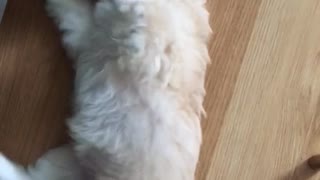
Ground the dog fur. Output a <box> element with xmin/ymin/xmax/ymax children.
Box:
<box><xmin>0</xmin><ymin>0</ymin><xmax>211</xmax><ymax>179</ymax></box>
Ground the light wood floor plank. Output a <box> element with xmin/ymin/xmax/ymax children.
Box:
<box><xmin>206</xmin><ymin>0</ymin><xmax>320</xmax><ymax>179</ymax></box>
<box><xmin>197</xmin><ymin>0</ymin><xmax>262</xmax><ymax>179</ymax></box>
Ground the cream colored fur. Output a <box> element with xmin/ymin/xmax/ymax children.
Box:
<box><xmin>0</xmin><ymin>0</ymin><xmax>211</xmax><ymax>179</ymax></box>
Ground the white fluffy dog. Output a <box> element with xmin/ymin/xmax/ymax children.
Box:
<box><xmin>0</xmin><ymin>0</ymin><xmax>211</xmax><ymax>179</ymax></box>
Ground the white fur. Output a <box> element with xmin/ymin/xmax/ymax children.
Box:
<box><xmin>0</xmin><ymin>146</ymin><xmax>83</xmax><ymax>180</ymax></box>
<box><xmin>0</xmin><ymin>154</ymin><xmax>30</xmax><ymax>180</ymax></box>
<box><xmin>0</xmin><ymin>0</ymin><xmax>211</xmax><ymax>179</ymax></box>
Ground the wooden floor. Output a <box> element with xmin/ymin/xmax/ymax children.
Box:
<box><xmin>1</xmin><ymin>0</ymin><xmax>320</xmax><ymax>179</ymax></box>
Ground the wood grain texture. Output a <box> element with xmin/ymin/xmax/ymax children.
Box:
<box><xmin>0</xmin><ymin>0</ymin><xmax>71</xmax><ymax>164</ymax></box>
<box><xmin>197</xmin><ymin>0</ymin><xmax>262</xmax><ymax>178</ymax></box>
<box><xmin>1</xmin><ymin>0</ymin><xmax>320</xmax><ymax>180</ymax></box>
<box><xmin>206</xmin><ymin>0</ymin><xmax>320</xmax><ymax>179</ymax></box>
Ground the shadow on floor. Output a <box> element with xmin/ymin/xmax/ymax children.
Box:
<box><xmin>280</xmin><ymin>161</ymin><xmax>319</xmax><ymax>180</ymax></box>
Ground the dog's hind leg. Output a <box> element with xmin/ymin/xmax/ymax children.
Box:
<box><xmin>0</xmin><ymin>146</ymin><xmax>84</xmax><ymax>180</ymax></box>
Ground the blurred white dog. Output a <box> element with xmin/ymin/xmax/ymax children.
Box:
<box><xmin>0</xmin><ymin>0</ymin><xmax>211</xmax><ymax>179</ymax></box>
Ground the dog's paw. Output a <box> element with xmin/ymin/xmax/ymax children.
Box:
<box><xmin>95</xmin><ymin>0</ymin><xmax>146</xmax><ymax>54</ymax></box>
<box><xmin>113</xmin><ymin>0</ymin><xmax>144</xmax><ymax>13</ymax></box>
<box><xmin>98</xmin><ymin>0</ymin><xmax>144</xmax><ymax>19</ymax></box>
<box><xmin>46</xmin><ymin>0</ymin><xmax>69</xmax><ymax>18</ymax></box>
<box><xmin>46</xmin><ymin>0</ymin><xmax>89</xmax><ymax>22</ymax></box>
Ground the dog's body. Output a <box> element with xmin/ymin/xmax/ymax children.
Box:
<box><xmin>0</xmin><ymin>0</ymin><xmax>211</xmax><ymax>179</ymax></box>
